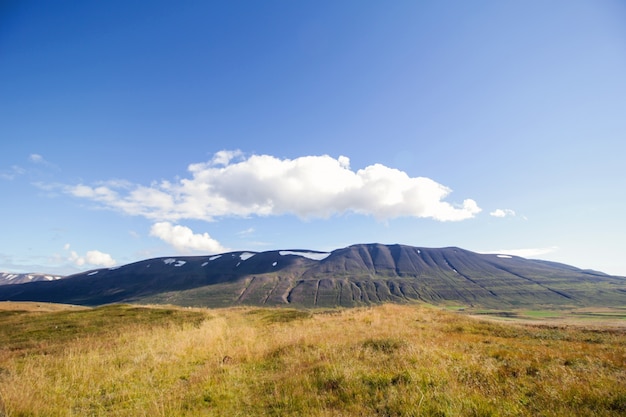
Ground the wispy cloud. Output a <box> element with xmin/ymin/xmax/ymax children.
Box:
<box><xmin>29</xmin><ymin>154</ymin><xmax>45</xmax><ymax>164</ymax></box>
<box><xmin>2</xmin><ymin>154</ymin><xmax>57</xmax><ymax>181</ymax></box>
<box><xmin>490</xmin><ymin>208</ymin><xmax>516</xmax><ymax>218</ymax></box>
<box><xmin>0</xmin><ymin>165</ymin><xmax>25</xmax><ymax>180</ymax></box>
<box><xmin>29</xmin><ymin>153</ymin><xmax>58</xmax><ymax>170</ymax></box>
<box><xmin>61</xmin><ymin>151</ymin><xmax>481</xmax><ymax>222</ymax></box>
<box><xmin>150</xmin><ymin>222</ymin><xmax>227</xmax><ymax>253</ymax></box>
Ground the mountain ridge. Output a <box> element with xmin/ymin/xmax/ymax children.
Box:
<box><xmin>0</xmin><ymin>272</ymin><xmax>64</xmax><ymax>286</ymax></box>
<box><xmin>0</xmin><ymin>243</ymin><xmax>624</xmax><ymax>309</ymax></box>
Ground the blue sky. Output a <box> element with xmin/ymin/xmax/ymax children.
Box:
<box><xmin>1</xmin><ymin>0</ymin><xmax>625</xmax><ymax>276</ymax></box>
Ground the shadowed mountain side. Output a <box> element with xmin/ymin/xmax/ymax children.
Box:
<box><xmin>0</xmin><ymin>244</ymin><xmax>624</xmax><ymax>308</ymax></box>
<box><xmin>0</xmin><ymin>251</ymin><xmax>319</xmax><ymax>306</ymax></box>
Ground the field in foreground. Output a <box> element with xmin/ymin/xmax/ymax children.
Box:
<box><xmin>0</xmin><ymin>303</ymin><xmax>625</xmax><ymax>416</ymax></box>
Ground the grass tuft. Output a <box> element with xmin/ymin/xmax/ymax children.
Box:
<box><xmin>361</xmin><ymin>338</ymin><xmax>405</xmax><ymax>354</ymax></box>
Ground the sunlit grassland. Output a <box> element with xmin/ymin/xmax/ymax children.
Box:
<box><xmin>0</xmin><ymin>303</ymin><xmax>625</xmax><ymax>416</ymax></box>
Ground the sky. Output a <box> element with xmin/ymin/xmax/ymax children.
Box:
<box><xmin>1</xmin><ymin>0</ymin><xmax>625</xmax><ymax>276</ymax></box>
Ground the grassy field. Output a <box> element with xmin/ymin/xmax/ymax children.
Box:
<box><xmin>454</xmin><ymin>306</ymin><xmax>626</xmax><ymax>327</ymax></box>
<box><xmin>0</xmin><ymin>303</ymin><xmax>624</xmax><ymax>416</ymax></box>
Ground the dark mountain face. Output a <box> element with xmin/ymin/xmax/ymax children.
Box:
<box><xmin>0</xmin><ymin>244</ymin><xmax>624</xmax><ymax>308</ymax></box>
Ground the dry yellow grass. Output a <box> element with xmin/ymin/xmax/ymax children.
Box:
<box><xmin>0</xmin><ymin>303</ymin><xmax>624</xmax><ymax>416</ymax></box>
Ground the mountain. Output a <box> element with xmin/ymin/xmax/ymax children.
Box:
<box><xmin>0</xmin><ymin>244</ymin><xmax>624</xmax><ymax>309</ymax></box>
<box><xmin>0</xmin><ymin>272</ymin><xmax>64</xmax><ymax>286</ymax></box>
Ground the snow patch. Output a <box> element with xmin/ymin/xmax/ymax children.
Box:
<box><xmin>209</xmin><ymin>255</ymin><xmax>222</xmax><ymax>261</ymax></box>
<box><xmin>162</xmin><ymin>258</ymin><xmax>186</xmax><ymax>267</ymax></box>
<box><xmin>240</xmin><ymin>252</ymin><xmax>255</xmax><ymax>261</ymax></box>
<box><xmin>272</xmin><ymin>261</ymin><xmax>277</xmax><ymax>267</ymax></box>
<box><xmin>278</xmin><ymin>250</ymin><xmax>331</xmax><ymax>260</ymax></box>
<box><xmin>236</xmin><ymin>262</ymin><xmax>241</xmax><ymax>267</ymax></box>
<box><xmin>87</xmin><ymin>271</ymin><xmax>99</xmax><ymax>276</ymax></box>
<box><xmin>109</xmin><ymin>266</ymin><xmax>121</xmax><ymax>270</ymax></box>
<box><xmin>201</xmin><ymin>262</ymin><xmax>209</xmax><ymax>267</ymax></box>
<box><xmin>497</xmin><ymin>255</ymin><xmax>512</xmax><ymax>259</ymax></box>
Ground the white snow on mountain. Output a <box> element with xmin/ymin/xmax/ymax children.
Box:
<box><xmin>0</xmin><ymin>272</ymin><xmax>64</xmax><ymax>285</ymax></box>
<box><xmin>278</xmin><ymin>250</ymin><xmax>331</xmax><ymax>260</ymax></box>
<box><xmin>163</xmin><ymin>258</ymin><xmax>186</xmax><ymax>267</ymax></box>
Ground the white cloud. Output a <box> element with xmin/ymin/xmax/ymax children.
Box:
<box><xmin>210</xmin><ymin>149</ymin><xmax>243</xmax><ymax>166</ymax></box>
<box><xmin>490</xmin><ymin>208</ymin><xmax>516</xmax><ymax>218</ymax></box>
<box><xmin>63</xmin><ymin>151</ymin><xmax>481</xmax><ymax>222</ymax></box>
<box><xmin>84</xmin><ymin>250</ymin><xmax>117</xmax><ymax>267</ymax></box>
<box><xmin>29</xmin><ymin>154</ymin><xmax>44</xmax><ymax>163</ymax></box>
<box><xmin>338</xmin><ymin>155</ymin><xmax>350</xmax><ymax>169</ymax></box>
<box><xmin>150</xmin><ymin>222</ymin><xmax>227</xmax><ymax>253</ymax></box>
<box><xmin>68</xmin><ymin>249</ymin><xmax>116</xmax><ymax>267</ymax></box>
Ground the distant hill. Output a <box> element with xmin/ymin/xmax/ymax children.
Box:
<box><xmin>0</xmin><ymin>272</ymin><xmax>64</xmax><ymax>286</ymax></box>
<box><xmin>0</xmin><ymin>244</ymin><xmax>624</xmax><ymax>309</ymax></box>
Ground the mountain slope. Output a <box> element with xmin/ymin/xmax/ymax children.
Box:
<box><xmin>0</xmin><ymin>244</ymin><xmax>624</xmax><ymax>308</ymax></box>
<box><xmin>0</xmin><ymin>272</ymin><xmax>64</xmax><ymax>286</ymax></box>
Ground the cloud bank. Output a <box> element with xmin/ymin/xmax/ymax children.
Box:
<box><xmin>64</xmin><ymin>151</ymin><xmax>481</xmax><ymax>222</ymax></box>
<box><xmin>150</xmin><ymin>222</ymin><xmax>227</xmax><ymax>253</ymax></box>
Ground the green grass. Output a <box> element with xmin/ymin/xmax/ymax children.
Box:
<box><xmin>521</xmin><ymin>310</ymin><xmax>562</xmax><ymax>318</ymax></box>
<box><xmin>0</xmin><ymin>304</ymin><xmax>207</xmax><ymax>352</ymax></box>
<box><xmin>245</xmin><ymin>308</ymin><xmax>313</xmax><ymax>323</ymax></box>
<box><xmin>0</xmin><ymin>303</ymin><xmax>625</xmax><ymax>416</ymax></box>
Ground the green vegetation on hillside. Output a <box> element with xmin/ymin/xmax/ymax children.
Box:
<box><xmin>0</xmin><ymin>304</ymin><xmax>624</xmax><ymax>416</ymax></box>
